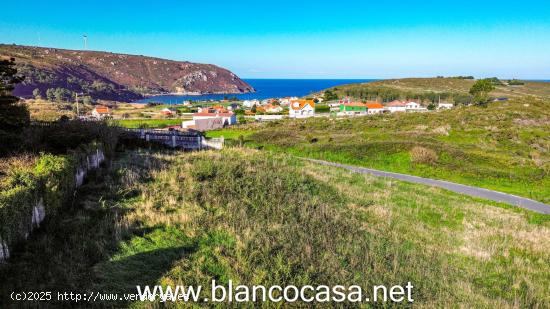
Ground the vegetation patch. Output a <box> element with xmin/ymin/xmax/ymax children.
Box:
<box><xmin>2</xmin><ymin>149</ymin><xmax>548</xmax><ymax>307</ymax></box>
<box><xmin>231</xmin><ymin>98</ymin><xmax>550</xmax><ymax>203</ymax></box>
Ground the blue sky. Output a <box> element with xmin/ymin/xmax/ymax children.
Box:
<box><xmin>1</xmin><ymin>0</ymin><xmax>550</xmax><ymax>79</ymax></box>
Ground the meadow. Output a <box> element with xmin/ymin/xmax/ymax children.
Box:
<box><xmin>322</xmin><ymin>78</ymin><xmax>550</xmax><ymax>103</ymax></box>
<box><xmin>211</xmin><ymin>98</ymin><xmax>550</xmax><ymax>204</ymax></box>
<box><xmin>1</xmin><ymin>148</ymin><xmax>548</xmax><ymax>308</ymax></box>
<box><xmin>113</xmin><ymin>118</ymin><xmax>188</xmax><ymax>129</ymax></box>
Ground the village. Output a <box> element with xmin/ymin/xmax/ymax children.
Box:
<box><xmin>86</xmin><ymin>93</ymin><xmax>457</xmax><ymax>132</ymax></box>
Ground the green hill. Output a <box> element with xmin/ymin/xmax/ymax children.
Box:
<box><xmin>320</xmin><ymin>78</ymin><xmax>550</xmax><ymax>103</ymax></box>
<box><xmin>0</xmin><ymin>44</ymin><xmax>254</xmax><ymax>102</ymax></box>
<box><xmin>214</xmin><ymin>97</ymin><xmax>550</xmax><ymax>203</ymax></box>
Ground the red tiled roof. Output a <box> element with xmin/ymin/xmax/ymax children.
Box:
<box><xmin>290</xmin><ymin>99</ymin><xmax>315</xmax><ymax>111</ymax></box>
<box><xmin>386</xmin><ymin>100</ymin><xmax>406</xmax><ymax>107</ymax></box>
<box><xmin>342</xmin><ymin>102</ymin><xmax>367</xmax><ymax>107</ymax></box>
<box><xmin>94</xmin><ymin>106</ymin><xmax>109</xmax><ymax>114</ymax></box>
<box><xmin>365</xmin><ymin>102</ymin><xmax>384</xmax><ymax>109</ymax></box>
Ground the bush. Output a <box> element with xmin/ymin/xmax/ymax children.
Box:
<box><xmin>410</xmin><ymin>146</ymin><xmax>438</xmax><ymax>165</ymax></box>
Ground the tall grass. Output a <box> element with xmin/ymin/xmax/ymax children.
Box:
<box><xmin>2</xmin><ymin>148</ymin><xmax>548</xmax><ymax>307</ymax></box>
<box><xmin>242</xmin><ymin>98</ymin><xmax>550</xmax><ymax>203</ymax></box>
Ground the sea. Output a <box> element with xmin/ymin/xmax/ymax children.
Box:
<box><xmin>134</xmin><ymin>79</ymin><xmax>377</xmax><ymax>104</ymax></box>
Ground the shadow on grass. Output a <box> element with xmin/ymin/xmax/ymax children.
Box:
<box><xmin>93</xmin><ymin>244</ymin><xmax>196</xmax><ymax>295</ymax></box>
<box><xmin>0</xmin><ymin>150</ymin><xmax>182</xmax><ymax>307</ymax></box>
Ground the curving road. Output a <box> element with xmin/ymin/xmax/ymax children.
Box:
<box><xmin>307</xmin><ymin>159</ymin><xmax>550</xmax><ymax>214</ymax></box>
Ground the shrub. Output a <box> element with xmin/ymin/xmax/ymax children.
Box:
<box><xmin>410</xmin><ymin>146</ymin><xmax>438</xmax><ymax>165</ymax></box>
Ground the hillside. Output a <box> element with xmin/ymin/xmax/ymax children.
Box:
<box><xmin>212</xmin><ymin>97</ymin><xmax>550</xmax><ymax>204</ymax></box>
<box><xmin>1</xmin><ymin>149</ymin><xmax>548</xmax><ymax>307</ymax></box>
<box><xmin>0</xmin><ymin>44</ymin><xmax>254</xmax><ymax>102</ymax></box>
<box><xmin>321</xmin><ymin>78</ymin><xmax>550</xmax><ymax>103</ymax></box>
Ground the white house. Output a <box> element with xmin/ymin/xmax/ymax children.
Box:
<box><xmin>386</xmin><ymin>100</ymin><xmax>407</xmax><ymax>113</ymax></box>
<box><xmin>405</xmin><ymin>101</ymin><xmax>428</xmax><ymax>112</ymax></box>
<box><xmin>91</xmin><ymin>106</ymin><xmax>110</xmax><ymax>119</ymax></box>
<box><xmin>365</xmin><ymin>102</ymin><xmax>386</xmax><ymax>114</ymax></box>
<box><xmin>289</xmin><ymin>99</ymin><xmax>315</xmax><ymax>118</ymax></box>
<box><xmin>193</xmin><ymin>111</ymin><xmax>237</xmax><ymax>126</ymax></box>
<box><xmin>160</xmin><ymin>108</ymin><xmax>176</xmax><ymax>116</ymax></box>
<box><xmin>279</xmin><ymin>97</ymin><xmax>298</xmax><ymax>106</ymax></box>
<box><xmin>438</xmin><ymin>102</ymin><xmax>454</xmax><ymax>110</ymax></box>
<box><xmin>405</xmin><ymin>101</ymin><xmax>420</xmax><ymax>109</ymax></box>
<box><xmin>264</xmin><ymin>104</ymin><xmax>284</xmax><ymax>113</ymax></box>
<box><xmin>243</xmin><ymin>99</ymin><xmax>260</xmax><ymax>108</ymax></box>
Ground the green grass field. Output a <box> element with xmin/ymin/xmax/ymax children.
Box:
<box><xmin>214</xmin><ymin>98</ymin><xmax>550</xmax><ymax>204</ymax></box>
<box><xmin>1</xmin><ymin>149</ymin><xmax>548</xmax><ymax>307</ymax></box>
<box><xmin>113</xmin><ymin>118</ymin><xmax>188</xmax><ymax>128</ymax></box>
<box><xmin>322</xmin><ymin>78</ymin><xmax>550</xmax><ymax>102</ymax></box>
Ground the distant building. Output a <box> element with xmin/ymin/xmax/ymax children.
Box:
<box><xmin>160</xmin><ymin>108</ymin><xmax>176</xmax><ymax>116</ymax></box>
<box><xmin>279</xmin><ymin>97</ymin><xmax>298</xmax><ymax>106</ymax></box>
<box><xmin>437</xmin><ymin>102</ymin><xmax>454</xmax><ymax>110</ymax></box>
<box><xmin>181</xmin><ymin>108</ymin><xmax>237</xmax><ymax>131</ymax></box>
<box><xmin>243</xmin><ymin>99</ymin><xmax>260</xmax><ymax>108</ymax></box>
<box><xmin>289</xmin><ymin>99</ymin><xmax>315</xmax><ymax>118</ymax></box>
<box><xmin>339</xmin><ymin>102</ymin><xmax>368</xmax><ymax>115</ymax></box>
<box><xmin>264</xmin><ymin>104</ymin><xmax>284</xmax><ymax>113</ymax></box>
<box><xmin>91</xmin><ymin>106</ymin><xmax>110</xmax><ymax>119</ymax></box>
<box><xmin>365</xmin><ymin>102</ymin><xmax>385</xmax><ymax>114</ymax></box>
<box><xmin>405</xmin><ymin>101</ymin><xmax>420</xmax><ymax>109</ymax></box>
<box><xmin>193</xmin><ymin>110</ymin><xmax>237</xmax><ymax>126</ymax></box>
<box><xmin>405</xmin><ymin>101</ymin><xmax>428</xmax><ymax>112</ymax></box>
<box><xmin>386</xmin><ymin>100</ymin><xmax>407</xmax><ymax>113</ymax></box>
<box><xmin>194</xmin><ymin>118</ymin><xmax>225</xmax><ymax>131</ymax></box>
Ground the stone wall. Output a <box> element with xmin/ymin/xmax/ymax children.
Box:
<box><xmin>0</xmin><ymin>148</ymin><xmax>105</xmax><ymax>263</ymax></box>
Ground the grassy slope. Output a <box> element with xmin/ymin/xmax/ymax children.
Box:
<box><xmin>210</xmin><ymin>98</ymin><xmax>550</xmax><ymax>204</ymax></box>
<box><xmin>324</xmin><ymin>78</ymin><xmax>550</xmax><ymax>100</ymax></box>
<box><xmin>113</xmin><ymin>118</ymin><xmax>187</xmax><ymax>129</ymax></box>
<box><xmin>2</xmin><ymin>149</ymin><xmax>548</xmax><ymax>308</ymax></box>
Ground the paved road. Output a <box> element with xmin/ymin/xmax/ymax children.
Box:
<box><xmin>307</xmin><ymin>159</ymin><xmax>550</xmax><ymax>215</ymax></box>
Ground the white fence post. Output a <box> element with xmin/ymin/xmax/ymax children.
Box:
<box><xmin>0</xmin><ymin>238</ymin><xmax>8</xmax><ymax>262</ymax></box>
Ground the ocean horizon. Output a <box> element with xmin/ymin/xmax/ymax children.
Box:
<box><xmin>134</xmin><ymin>79</ymin><xmax>378</xmax><ymax>104</ymax></box>
<box><xmin>133</xmin><ymin>78</ymin><xmax>550</xmax><ymax>104</ymax></box>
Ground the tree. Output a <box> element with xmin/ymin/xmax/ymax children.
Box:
<box><xmin>33</xmin><ymin>88</ymin><xmax>42</xmax><ymax>99</ymax></box>
<box><xmin>469</xmin><ymin>79</ymin><xmax>495</xmax><ymax>105</ymax></box>
<box><xmin>54</xmin><ymin>87</ymin><xmax>72</xmax><ymax>102</ymax></box>
<box><xmin>427</xmin><ymin>103</ymin><xmax>436</xmax><ymax>110</ymax></box>
<box><xmin>0</xmin><ymin>58</ymin><xmax>30</xmax><ymax>150</ymax></box>
<box><xmin>0</xmin><ymin>58</ymin><xmax>29</xmax><ymax>130</ymax></box>
<box><xmin>82</xmin><ymin>95</ymin><xmax>93</xmax><ymax>105</ymax></box>
<box><xmin>323</xmin><ymin>89</ymin><xmax>338</xmax><ymax>101</ymax></box>
<box><xmin>46</xmin><ymin>88</ymin><xmax>55</xmax><ymax>101</ymax></box>
<box><xmin>251</xmin><ymin>104</ymin><xmax>257</xmax><ymax>113</ymax></box>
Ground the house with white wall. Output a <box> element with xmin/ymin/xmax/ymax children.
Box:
<box><xmin>182</xmin><ymin>108</ymin><xmax>237</xmax><ymax>130</ymax></box>
<box><xmin>264</xmin><ymin>104</ymin><xmax>284</xmax><ymax>113</ymax></box>
<box><xmin>365</xmin><ymin>102</ymin><xmax>385</xmax><ymax>114</ymax></box>
<box><xmin>438</xmin><ymin>102</ymin><xmax>454</xmax><ymax>110</ymax></box>
<box><xmin>243</xmin><ymin>99</ymin><xmax>260</xmax><ymax>108</ymax></box>
<box><xmin>405</xmin><ymin>101</ymin><xmax>428</xmax><ymax>112</ymax></box>
<box><xmin>91</xmin><ymin>106</ymin><xmax>110</xmax><ymax>119</ymax></box>
<box><xmin>193</xmin><ymin>111</ymin><xmax>237</xmax><ymax>126</ymax></box>
<box><xmin>289</xmin><ymin>99</ymin><xmax>315</xmax><ymax>118</ymax></box>
<box><xmin>386</xmin><ymin>100</ymin><xmax>407</xmax><ymax>113</ymax></box>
